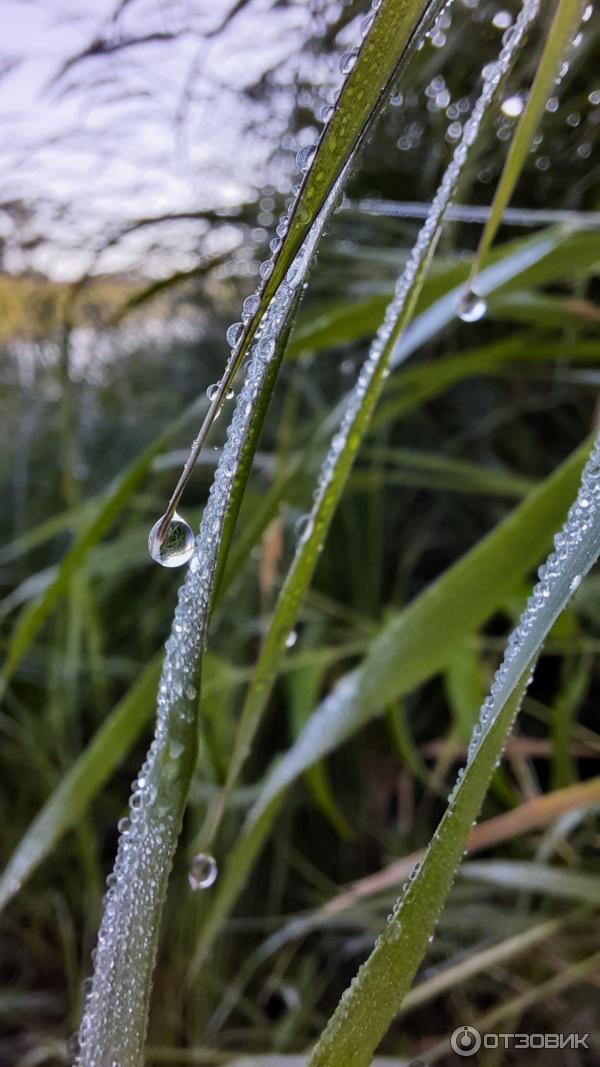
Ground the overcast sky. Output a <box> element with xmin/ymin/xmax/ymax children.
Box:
<box><xmin>0</xmin><ymin>0</ymin><xmax>344</xmax><ymax>278</ymax></box>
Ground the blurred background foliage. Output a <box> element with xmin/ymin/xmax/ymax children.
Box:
<box><xmin>1</xmin><ymin>0</ymin><xmax>599</xmax><ymax>1063</ymax></box>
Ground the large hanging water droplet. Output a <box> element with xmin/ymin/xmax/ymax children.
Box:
<box><xmin>458</xmin><ymin>288</ymin><xmax>487</xmax><ymax>323</ymax></box>
<box><xmin>188</xmin><ymin>852</ymin><xmax>218</xmax><ymax>890</ymax></box>
<box><xmin>148</xmin><ymin>512</ymin><xmax>195</xmax><ymax>568</ymax></box>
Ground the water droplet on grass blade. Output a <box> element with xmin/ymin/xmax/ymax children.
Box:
<box><xmin>296</xmin><ymin>144</ymin><xmax>316</xmax><ymax>171</ymax></box>
<box><xmin>226</xmin><ymin>321</ymin><xmax>243</xmax><ymax>347</ymax></box>
<box><xmin>458</xmin><ymin>288</ymin><xmax>487</xmax><ymax>323</ymax></box>
<box><xmin>188</xmin><ymin>853</ymin><xmax>218</xmax><ymax>890</ymax></box>
<box><xmin>148</xmin><ymin>512</ymin><xmax>195</xmax><ymax>568</ymax></box>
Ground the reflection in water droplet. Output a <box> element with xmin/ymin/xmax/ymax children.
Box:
<box><xmin>296</xmin><ymin>145</ymin><xmax>316</xmax><ymax>172</ymax></box>
<box><xmin>148</xmin><ymin>512</ymin><xmax>195</xmax><ymax>568</ymax></box>
<box><xmin>226</xmin><ymin>321</ymin><xmax>243</xmax><ymax>347</ymax></box>
<box><xmin>501</xmin><ymin>93</ymin><xmax>524</xmax><ymax>118</ymax></box>
<box><xmin>339</xmin><ymin>49</ymin><xmax>358</xmax><ymax>75</ymax></box>
<box><xmin>188</xmin><ymin>853</ymin><xmax>218</xmax><ymax>890</ymax></box>
<box><xmin>458</xmin><ymin>289</ymin><xmax>487</xmax><ymax>323</ymax></box>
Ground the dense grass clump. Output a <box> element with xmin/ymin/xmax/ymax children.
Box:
<box><xmin>0</xmin><ymin>1</ymin><xmax>599</xmax><ymax>1064</ymax></box>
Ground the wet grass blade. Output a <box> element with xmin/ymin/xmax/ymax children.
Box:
<box><xmin>306</xmin><ymin>435</ymin><xmax>600</xmax><ymax>1067</ymax></box>
<box><xmin>161</xmin><ymin>0</ymin><xmax>445</xmax><ymax>490</ymax></box>
<box><xmin>214</xmin><ymin>0</ymin><xmax>541</xmax><ymax>830</ymax></box>
<box><xmin>192</xmin><ymin>436</ymin><xmax>588</xmax><ymax>973</ymax></box>
<box><xmin>466</xmin><ymin>0</ymin><xmax>587</xmax><ymax>294</ymax></box>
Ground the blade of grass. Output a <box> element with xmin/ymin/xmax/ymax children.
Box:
<box><xmin>207</xmin><ymin>0</ymin><xmax>542</xmax><ymax>845</ymax></box>
<box><xmin>399</xmin><ymin>909</ymin><xmax>586</xmax><ymax>1015</ymax></box>
<box><xmin>157</xmin><ymin>0</ymin><xmax>445</xmax><ymax>527</ymax></box>
<box><xmin>306</xmin><ymin>433</ymin><xmax>600</xmax><ymax>1067</ymax></box>
<box><xmin>465</xmin><ymin>0</ymin><xmax>588</xmax><ymax>297</ymax></box>
<box><xmin>192</xmin><ymin>434</ymin><xmax>587</xmax><ymax>976</ymax></box>
<box><xmin>75</xmin><ymin>171</ymin><xmax>352</xmax><ymax>1066</ymax></box>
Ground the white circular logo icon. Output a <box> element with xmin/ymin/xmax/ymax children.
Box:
<box><xmin>451</xmin><ymin>1026</ymin><xmax>482</xmax><ymax>1057</ymax></box>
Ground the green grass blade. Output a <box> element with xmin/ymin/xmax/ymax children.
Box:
<box><xmin>220</xmin><ymin>0</ymin><xmax>540</xmax><ymax>814</ymax></box>
<box><xmin>167</xmin><ymin>0</ymin><xmax>444</xmax><ymax>480</ymax></box>
<box><xmin>192</xmin><ymin>436</ymin><xmax>587</xmax><ymax>975</ymax></box>
<box><xmin>466</xmin><ymin>0</ymin><xmax>587</xmax><ymax>293</ymax></box>
<box><xmin>0</xmin><ymin>656</ymin><xmax>162</xmax><ymax>912</ymax></box>
<box><xmin>306</xmin><ymin>433</ymin><xmax>600</xmax><ymax>1067</ymax></box>
<box><xmin>252</xmin><ymin>439</ymin><xmax>590</xmax><ymax>822</ymax></box>
<box><xmin>75</xmin><ymin>177</ymin><xmax>351</xmax><ymax>1065</ymax></box>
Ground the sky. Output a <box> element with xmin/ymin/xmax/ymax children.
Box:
<box><xmin>0</xmin><ymin>0</ymin><xmax>341</xmax><ymax>278</ymax></box>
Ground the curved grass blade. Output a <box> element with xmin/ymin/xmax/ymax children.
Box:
<box><xmin>75</xmin><ymin>174</ymin><xmax>349</xmax><ymax>1067</ymax></box>
<box><xmin>156</xmin><ymin>0</ymin><xmax>445</xmax><ymax>529</ymax></box>
<box><xmin>0</xmin><ymin>656</ymin><xmax>162</xmax><ymax>912</ymax></box>
<box><xmin>465</xmin><ymin>0</ymin><xmax>587</xmax><ymax>299</ymax></box>
<box><xmin>306</xmin><ymin>434</ymin><xmax>600</xmax><ymax>1067</ymax></box>
<box><xmin>213</xmin><ymin>0</ymin><xmax>542</xmax><ymax>823</ymax></box>
<box><xmin>192</xmin><ymin>435</ymin><xmax>586</xmax><ymax>978</ymax></box>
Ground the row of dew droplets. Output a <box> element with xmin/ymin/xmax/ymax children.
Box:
<box><xmin>464</xmin><ymin>432</ymin><xmax>600</xmax><ymax>773</ymax></box>
<box><xmin>459</xmin><ymin>0</ymin><xmax>593</xmax><ymax>322</ymax></box>
<box><xmin>253</xmin><ymin>0</ymin><xmax>542</xmax><ymax>827</ymax></box>
<box><xmin>76</xmin><ymin>168</ymin><xmax>350</xmax><ymax>1067</ymax></box>
<box><xmin>320</xmin><ymin>433</ymin><xmax>600</xmax><ymax>1063</ymax></box>
<box><xmin>146</xmin><ymin>0</ymin><xmax>388</xmax><ymax>566</ymax></box>
<box><xmin>302</xmin><ymin>0</ymin><xmax>540</xmax><ymax>534</ymax></box>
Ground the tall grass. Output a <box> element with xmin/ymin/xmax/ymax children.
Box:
<box><xmin>1</xmin><ymin>0</ymin><xmax>598</xmax><ymax>1063</ymax></box>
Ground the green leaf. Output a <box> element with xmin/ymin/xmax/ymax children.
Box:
<box><xmin>466</xmin><ymin>0</ymin><xmax>588</xmax><ymax>291</ymax></box>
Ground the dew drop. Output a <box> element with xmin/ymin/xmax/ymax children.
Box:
<box><xmin>458</xmin><ymin>288</ymin><xmax>487</xmax><ymax>323</ymax></box>
<box><xmin>188</xmin><ymin>853</ymin><xmax>218</xmax><ymax>890</ymax></box>
<box><xmin>296</xmin><ymin>144</ymin><xmax>316</xmax><ymax>172</ymax></box>
<box><xmin>294</xmin><ymin>513</ymin><xmax>313</xmax><ymax>541</ymax></box>
<box><xmin>242</xmin><ymin>294</ymin><xmax>260</xmax><ymax>321</ymax></box>
<box><xmin>148</xmin><ymin>512</ymin><xmax>195</xmax><ymax>568</ymax></box>
<box><xmin>207</xmin><ymin>382</ymin><xmax>220</xmax><ymax>402</ymax></box>
<box><xmin>569</xmin><ymin>574</ymin><xmax>582</xmax><ymax>593</ymax></box>
<box><xmin>339</xmin><ymin>49</ymin><xmax>358</xmax><ymax>75</ymax></box>
<box><xmin>285</xmin><ymin>629</ymin><xmax>298</xmax><ymax>649</ymax></box>
<box><xmin>226</xmin><ymin>321</ymin><xmax>243</xmax><ymax>347</ymax></box>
